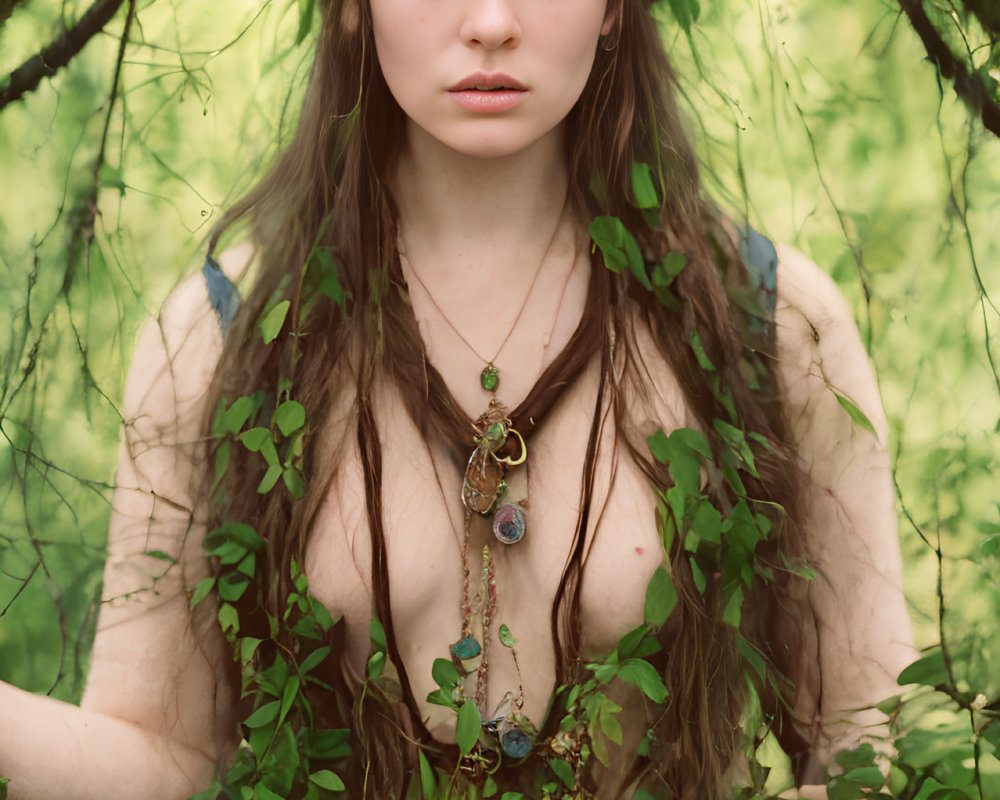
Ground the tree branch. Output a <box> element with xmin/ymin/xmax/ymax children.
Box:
<box><xmin>0</xmin><ymin>0</ymin><xmax>126</xmax><ymax>112</ymax></box>
<box><xmin>899</xmin><ymin>0</ymin><xmax>1000</xmax><ymax>138</ymax></box>
<box><xmin>0</xmin><ymin>0</ymin><xmax>28</xmax><ymax>30</ymax></box>
<box><xmin>962</xmin><ymin>0</ymin><xmax>1000</xmax><ymax>39</ymax></box>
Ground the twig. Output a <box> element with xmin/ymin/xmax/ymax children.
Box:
<box><xmin>898</xmin><ymin>0</ymin><xmax>1000</xmax><ymax>138</ymax></box>
<box><xmin>0</xmin><ymin>0</ymin><xmax>126</xmax><ymax>112</ymax></box>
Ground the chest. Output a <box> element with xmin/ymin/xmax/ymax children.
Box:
<box><xmin>303</xmin><ymin>358</ymin><xmax>686</xmax><ymax>738</ymax></box>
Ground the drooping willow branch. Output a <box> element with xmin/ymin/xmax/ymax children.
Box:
<box><xmin>0</xmin><ymin>0</ymin><xmax>125</xmax><ymax>112</ymax></box>
<box><xmin>898</xmin><ymin>0</ymin><xmax>1000</xmax><ymax>138</ymax></box>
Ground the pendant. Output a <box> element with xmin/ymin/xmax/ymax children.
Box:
<box><xmin>492</xmin><ymin>502</ymin><xmax>526</xmax><ymax>544</ymax></box>
<box><xmin>480</xmin><ymin>363</ymin><xmax>499</xmax><ymax>392</ymax></box>
<box><xmin>450</xmin><ymin>635</ymin><xmax>482</xmax><ymax>661</ymax></box>
<box><xmin>461</xmin><ymin>413</ymin><xmax>526</xmax><ymax>515</ymax></box>
<box><xmin>462</xmin><ymin>451</ymin><xmax>505</xmax><ymax>514</ymax></box>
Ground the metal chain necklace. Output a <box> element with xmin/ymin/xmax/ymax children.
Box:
<box><xmin>398</xmin><ymin>205</ymin><xmax>572</xmax><ymax>766</ymax></box>
<box><xmin>399</xmin><ymin>200</ymin><xmax>566</xmax><ymax>396</ymax></box>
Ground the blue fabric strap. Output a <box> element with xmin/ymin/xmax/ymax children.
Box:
<box><xmin>202</xmin><ymin>255</ymin><xmax>241</xmax><ymax>338</ymax></box>
<box><xmin>737</xmin><ymin>225</ymin><xmax>778</xmax><ymax>324</ymax></box>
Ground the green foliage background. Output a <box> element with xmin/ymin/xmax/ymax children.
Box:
<box><xmin>0</xmin><ymin>0</ymin><xmax>998</xmax><ymax>796</ymax></box>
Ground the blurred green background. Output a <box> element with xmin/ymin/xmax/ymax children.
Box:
<box><xmin>0</xmin><ymin>0</ymin><xmax>997</xmax><ymax>796</ymax></box>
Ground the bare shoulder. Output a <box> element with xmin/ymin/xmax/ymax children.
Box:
<box><xmin>772</xmin><ymin>242</ymin><xmax>888</xmax><ymax>448</ymax></box>
<box><xmin>770</xmin><ymin>243</ymin><xmax>915</xmax><ymax>764</ymax></box>
<box><xmin>81</xmin><ymin>246</ymin><xmax>253</xmax><ymax>765</ymax></box>
<box><xmin>124</xmin><ymin>241</ymin><xmax>252</xmax><ymax>427</ymax></box>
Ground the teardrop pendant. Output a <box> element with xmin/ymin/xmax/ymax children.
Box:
<box><xmin>492</xmin><ymin>502</ymin><xmax>526</xmax><ymax>545</ymax></box>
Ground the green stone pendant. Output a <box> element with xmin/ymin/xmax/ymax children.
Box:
<box><xmin>480</xmin><ymin>363</ymin><xmax>499</xmax><ymax>392</ymax></box>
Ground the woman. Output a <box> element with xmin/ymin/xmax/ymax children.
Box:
<box><xmin>0</xmin><ymin>0</ymin><xmax>914</xmax><ymax>797</ymax></box>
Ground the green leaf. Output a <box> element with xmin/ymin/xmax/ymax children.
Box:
<box><xmin>218</xmin><ymin>602</ymin><xmax>240</xmax><ymax>635</ymax></box>
<box><xmin>189</xmin><ymin>576</ymin><xmax>215</xmax><ymax>609</ymax></box>
<box><xmin>259</xmin><ymin>300</ymin><xmax>290</xmax><ymax>344</ymax></box>
<box><xmin>500</xmin><ymin>794</ymin><xmax>525</xmax><ymax>800</ymax></box>
<box><xmin>599</xmin><ymin>701</ymin><xmax>623</xmax><ymax>745</ymax></box>
<box><xmin>258</xmin><ymin>463</ymin><xmax>283</xmax><ymax>494</ymax></box>
<box><xmin>304</xmin><ymin>728</ymin><xmax>351</xmax><ymax>759</ymax></box>
<box><xmin>425</xmin><ymin>688</ymin><xmax>458</xmax><ymax>710</ymax></box>
<box><xmin>644</xmin><ymin>566</ymin><xmax>677</xmax><ymax>627</ymax></box>
<box><xmin>214</xmin><ymin>440</ymin><xmax>231</xmax><ymax>486</ymax></box>
<box><xmin>239</xmin><ymin>427</ymin><xmax>271</xmax><ymax>452</ymax></box>
<box><xmin>631</xmin><ymin>162</ymin><xmax>659</xmax><ymax>209</ymax></box>
<box><xmin>274</xmin><ymin>400</ymin><xmax>306</xmax><ymax>436</ymax></box>
<box><xmin>653</xmin><ymin>252</ymin><xmax>687</xmax><ymax>288</ymax></box>
<box><xmin>616</xmin><ymin>624</ymin><xmax>659</xmax><ymax>660</ymax></box>
<box><xmin>666</xmin><ymin>0</ymin><xmax>700</xmax><ymax>32</ymax></box>
<box><xmin>549</xmin><ymin>757</ymin><xmax>576</xmax><ymax>789</ymax></box>
<box><xmin>295</xmin><ymin>0</ymin><xmax>316</xmax><ymax>44</ymax></box>
<box><xmin>370</xmin><ymin>617</ymin><xmax>388</xmax><ymax>651</ymax></box>
<box><xmin>589</xmin><ymin>215</ymin><xmax>652</xmax><ymax>290</ymax></box>
<box><xmin>279</xmin><ymin>675</ymin><xmax>300</xmax><ymax>724</ymax></box>
<box><xmin>721</xmin><ymin>585</ymin><xmax>743</xmax><ymax>627</ymax></box>
<box><xmin>835</xmin><ymin>743</ymin><xmax>876</xmax><ymax>770</ymax></box>
<box><xmin>689</xmin><ymin>558</ymin><xmax>707</xmax><ymax>594</ymax></box>
<box><xmin>618</xmin><ymin>658</ymin><xmax>668</xmax><ymax>703</ymax></box>
<box><xmin>310</xmin><ymin>246</ymin><xmax>346</xmax><ymax>308</ymax></box>
<box><xmin>483</xmin><ymin>775</ymin><xmax>498</xmax><ymax>798</ymax></box>
<box><xmin>240</xmin><ymin>637</ymin><xmax>262</xmax><ymax>663</ymax></box>
<box><xmin>217</xmin><ymin>395</ymin><xmax>259</xmax><ymax>435</ymax></box>
<box><xmin>367</xmin><ymin>650</ymin><xmax>386</xmax><ymax>681</ymax></box>
<box><xmin>691</xmin><ymin>501</ymin><xmax>722</xmax><ymax>545</ymax></box>
<box><xmin>299</xmin><ymin>646</ymin><xmax>331</xmax><ymax>676</ymax></box>
<box><xmin>282</xmin><ymin>467</ymin><xmax>306</xmax><ymax>498</ymax></box>
<box><xmin>843</xmin><ymin>766</ymin><xmax>885</xmax><ymax>791</ymax></box>
<box><xmin>898</xmin><ymin>647</ymin><xmax>949</xmax><ymax>687</ymax></box>
<box><xmin>737</xmin><ymin>635</ymin><xmax>766</xmax><ymax>680</ymax></box>
<box><xmin>498</xmin><ymin>623</ymin><xmax>515</xmax><ymax>648</ymax></box>
<box><xmin>244</xmin><ymin>700</ymin><xmax>280</xmax><ymax>728</ymax></box>
<box><xmin>432</xmin><ymin>657</ymin><xmax>461</xmax><ymax>688</ymax></box>
<box><xmin>308</xmin><ymin>770</ymin><xmax>345</xmax><ymax>791</ymax></box>
<box><xmin>456</xmin><ymin>701</ymin><xmax>481</xmax><ymax>755</ymax></box>
<box><xmin>418</xmin><ymin>749</ymin><xmax>437</xmax><ymax>799</ymax></box>
<box><xmin>217</xmin><ymin>571</ymin><xmax>250</xmax><ymax>602</ymax></box>
<box><xmin>826</xmin><ymin>777</ymin><xmax>863</xmax><ymax>800</ymax></box>
<box><xmin>833</xmin><ymin>391</ymin><xmax>877</xmax><ymax>437</ymax></box>
<box><xmin>253</xmin><ymin>786</ymin><xmax>282</xmax><ymax>800</ymax></box>
<box><xmin>236</xmin><ymin>552</ymin><xmax>256</xmax><ymax>578</ymax></box>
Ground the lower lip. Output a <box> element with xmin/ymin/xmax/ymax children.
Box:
<box><xmin>448</xmin><ymin>89</ymin><xmax>526</xmax><ymax>112</ymax></box>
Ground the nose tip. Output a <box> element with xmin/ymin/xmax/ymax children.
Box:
<box><xmin>461</xmin><ymin>0</ymin><xmax>522</xmax><ymax>50</ymax></box>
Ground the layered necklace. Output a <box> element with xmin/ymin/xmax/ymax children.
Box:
<box><xmin>399</xmin><ymin>205</ymin><xmax>576</xmax><ymax>766</ymax></box>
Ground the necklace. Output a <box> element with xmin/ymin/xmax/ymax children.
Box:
<box><xmin>399</xmin><ymin>202</ymin><xmax>566</xmax><ymax>396</ymax></box>
<box><xmin>398</xmin><ymin>204</ymin><xmax>578</xmax><ymax>767</ymax></box>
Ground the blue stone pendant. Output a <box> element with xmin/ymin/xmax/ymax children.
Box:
<box><xmin>500</xmin><ymin>726</ymin><xmax>532</xmax><ymax>759</ymax></box>
<box><xmin>492</xmin><ymin>502</ymin><xmax>526</xmax><ymax>544</ymax></box>
<box><xmin>450</xmin><ymin>635</ymin><xmax>482</xmax><ymax>661</ymax></box>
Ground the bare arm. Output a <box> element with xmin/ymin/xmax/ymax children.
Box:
<box><xmin>774</xmin><ymin>245</ymin><xmax>916</xmax><ymax>788</ymax></box>
<box><xmin>0</xmin><ymin>254</ymin><xmax>247</xmax><ymax>798</ymax></box>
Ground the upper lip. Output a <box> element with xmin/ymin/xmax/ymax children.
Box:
<box><xmin>448</xmin><ymin>72</ymin><xmax>527</xmax><ymax>91</ymax></box>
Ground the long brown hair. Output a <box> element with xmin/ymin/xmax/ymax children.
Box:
<box><xmin>204</xmin><ymin>0</ymin><xmax>816</xmax><ymax>796</ymax></box>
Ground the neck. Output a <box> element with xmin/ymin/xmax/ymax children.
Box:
<box><xmin>391</xmin><ymin>122</ymin><xmax>572</xmax><ymax>278</ymax></box>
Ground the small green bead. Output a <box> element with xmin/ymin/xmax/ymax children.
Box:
<box><xmin>480</xmin><ymin>364</ymin><xmax>499</xmax><ymax>392</ymax></box>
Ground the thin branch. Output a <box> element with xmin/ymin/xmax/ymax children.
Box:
<box><xmin>0</xmin><ymin>0</ymin><xmax>126</xmax><ymax>112</ymax></box>
<box><xmin>898</xmin><ymin>0</ymin><xmax>1000</xmax><ymax>138</ymax></box>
